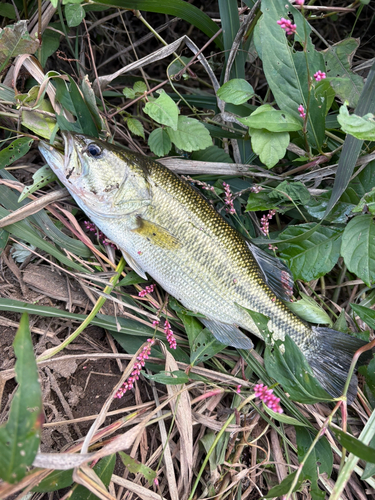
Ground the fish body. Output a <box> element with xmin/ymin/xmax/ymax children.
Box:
<box><xmin>39</xmin><ymin>134</ymin><xmax>368</xmax><ymax>401</ymax></box>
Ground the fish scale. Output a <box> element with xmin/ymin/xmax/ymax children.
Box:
<box><xmin>38</xmin><ymin>133</ymin><xmax>369</xmax><ymax>402</ymax></box>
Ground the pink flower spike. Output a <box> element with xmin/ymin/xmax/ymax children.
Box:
<box><xmin>236</xmin><ymin>385</ymin><xmax>241</xmax><ymax>394</ymax></box>
<box><xmin>298</xmin><ymin>104</ymin><xmax>306</xmax><ymax>118</ymax></box>
<box><xmin>154</xmin><ymin>478</ymin><xmax>159</xmax><ymax>487</ymax></box>
<box><xmin>138</xmin><ymin>284</ymin><xmax>155</xmax><ymax>297</ymax></box>
<box><xmin>295</xmin><ymin>0</ymin><xmax>305</xmax><ymax>5</ymax></box>
<box><xmin>254</xmin><ymin>383</ymin><xmax>283</xmax><ymax>413</ymax></box>
<box><xmin>314</xmin><ymin>70</ymin><xmax>326</xmax><ymax>82</ymax></box>
<box><xmin>277</xmin><ymin>17</ymin><xmax>296</xmax><ymax>35</ymax></box>
<box><xmin>164</xmin><ymin>319</ymin><xmax>177</xmax><ymax>349</ymax></box>
<box><xmin>223</xmin><ymin>182</ymin><xmax>236</xmax><ymax>215</ymax></box>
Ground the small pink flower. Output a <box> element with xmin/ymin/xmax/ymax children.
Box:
<box><xmin>268</xmin><ymin>244</ymin><xmax>278</xmax><ymax>251</ymax></box>
<box><xmin>314</xmin><ymin>70</ymin><xmax>326</xmax><ymax>82</ymax></box>
<box><xmin>114</xmin><ymin>339</ymin><xmax>155</xmax><ymax>398</ymax></box>
<box><xmin>295</xmin><ymin>0</ymin><xmax>305</xmax><ymax>5</ymax></box>
<box><xmin>84</xmin><ymin>221</ymin><xmax>116</xmax><ymax>248</ymax></box>
<box><xmin>164</xmin><ymin>319</ymin><xmax>177</xmax><ymax>349</ymax></box>
<box><xmin>254</xmin><ymin>383</ymin><xmax>283</xmax><ymax>413</ymax></box>
<box><xmin>277</xmin><ymin>17</ymin><xmax>297</xmax><ymax>36</ymax></box>
<box><xmin>138</xmin><ymin>284</ymin><xmax>155</xmax><ymax>297</ymax></box>
<box><xmin>260</xmin><ymin>209</ymin><xmax>276</xmax><ymax>236</ymax></box>
<box><xmin>154</xmin><ymin>478</ymin><xmax>159</xmax><ymax>487</ymax></box>
<box><xmin>236</xmin><ymin>385</ymin><xmax>241</xmax><ymax>394</ymax></box>
<box><xmin>223</xmin><ymin>182</ymin><xmax>236</xmax><ymax>215</ymax></box>
<box><xmin>298</xmin><ymin>104</ymin><xmax>306</xmax><ymax>118</ymax></box>
<box><xmin>152</xmin><ymin>320</ymin><xmax>160</xmax><ymax>327</ymax></box>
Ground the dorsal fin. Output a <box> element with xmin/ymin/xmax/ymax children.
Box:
<box><xmin>246</xmin><ymin>241</ymin><xmax>294</xmax><ymax>302</ymax></box>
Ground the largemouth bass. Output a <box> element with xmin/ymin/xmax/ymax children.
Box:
<box><xmin>39</xmin><ymin>133</ymin><xmax>368</xmax><ymax>402</ymax></box>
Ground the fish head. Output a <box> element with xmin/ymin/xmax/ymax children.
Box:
<box><xmin>39</xmin><ymin>133</ymin><xmax>151</xmax><ymax>219</ymax></box>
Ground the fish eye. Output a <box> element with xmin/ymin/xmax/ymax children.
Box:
<box><xmin>87</xmin><ymin>143</ymin><xmax>102</xmax><ymax>158</ymax></box>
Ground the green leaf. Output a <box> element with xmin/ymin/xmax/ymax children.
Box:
<box><xmin>351</xmin><ymin>303</ymin><xmax>375</xmax><ymax>330</ymax></box>
<box><xmin>32</xmin><ymin>470</ymin><xmax>74</xmax><ymax>492</ymax></box>
<box><xmin>349</xmin><ymin>160</ymin><xmax>375</xmax><ymax>198</ymax></box>
<box><xmin>240</xmin><ymin>104</ymin><xmax>302</xmax><ymax>132</ymax></box>
<box><xmin>18</xmin><ymin>165</ymin><xmax>57</xmax><ymax>202</ymax></box>
<box><xmin>262</xmin><ymin>404</ymin><xmax>309</xmax><ymax>427</ymax></box>
<box><xmin>269</xmin><ymin>180</ymin><xmax>310</xmax><ymax>204</ymax></box>
<box><xmin>70</xmin><ymin>454</ymin><xmax>116</xmax><ymax>500</ymax></box>
<box><xmin>352</xmin><ymin>188</ymin><xmax>375</xmax><ymax>214</ymax></box>
<box><xmin>191</xmin><ymin>145</ymin><xmax>233</xmax><ymax>163</ymax></box>
<box><xmin>254</xmin><ymin>0</ymin><xmax>326</xmax><ymax>150</ymax></box>
<box><xmin>0</xmin><ymin>3</ymin><xmax>17</xmax><ymax>19</ymax></box>
<box><xmin>217</xmin><ymin>79</ymin><xmax>254</xmax><ymax>105</ymax></box>
<box><xmin>286</xmin><ymin>293</ymin><xmax>332</xmax><ymax>326</ymax></box>
<box><xmin>0</xmin><ymin>314</ymin><xmax>42</xmax><ymax>483</ymax></box>
<box><xmin>119</xmin><ymin>452</ymin><xmax>156</xmax><ymax>485</ymax></box>
<box><xmin>148</xmin><ymin>128</ymin><xmax>172</xmax><ymax>156</ymax></box>
<box><xmin>167</xmin><ymin>115</ymin><xmax>212</xmax><ymax>152</ymax></box>
<box><xmin>118</xmin><ymin>271</ymin><xmax>147</xmax><ymax>287</ymax></box>
<box><xmin>246</xmin><ymin>191</ymin><xmax>279</xmax><ymax>212</ymax></box>
<box><xmin>0</xmin><ymin>21</ymin><xmax>39</xmax><ymax>67</ymax></box>
<box><xmin>0</xmin><ymin>137</ymin><xmax>34</xmax><ymax>169</ymax></box>
<box><xmin>127</xmin><ymin>118</ymin><xmax>145</xmax><ymax>139</ymax></box>
<box><xmin>144</xmin><ymin>90</ymin><xmax>179</xmax><ymax>130</ymax></box>
<box><xmin>296</xmin><ymin>427</ymin><xmax>333</xmax><ymax>500</ymax></box>
<box><xmin>264</xmin><ymin>336</ymin><xmax>332</xmax><ymax>404</ymax></box>
<box><xmin>40</xmin><ymin>23</ymin><xmax>61</xmax><ymax>67</ymax></box>
<box><xmin>278</xmin><ymin>223</ymin><xmax>342</xmax><ymax>282</ymax></box>
<box><xmin>133</xmin><ymin>81</ymin><xmax>147</xmax><ymax>94</ymax></box>
<box><xmin>249</xmin><ymin>127</ymin><xmax>289</xmax><ymax>168</ymax></box>
<box><xmin>331</xmin><ymin>427</ymin><xmax>375</xmax><ymax>463</ymax></box>
<box><xmin>22</xmin><ymin>104</ymin><xmax>57</xmax><ymax>139</ymax></box>
<box><xmin>65</xmin><ymin>3</ymin><xmax>85</xmax><ymax>27</ymax></box>
<box><xmin>263</xmin><ymin>471</ymin><xmax>304</xmax><ymax>498</ymax></box>
<box><xmin>123</xmin><ymin>87</ymin><xmax>136</xmax><ymax>99</ymax></box>
<box><xmin>341</xmin><ymin>214</ymin><xmax>375</xmax><ymax>286</ymax></box>
<box><xmin>323</xmin><ymin>38</ymin><xmax>364</xmax><ymax>107</ymax></box>
<box><xmin>143</xmin><ymin>370</ymin><xmax>189</xmax><ymax>385</ymax></box>
<box><xmin>338</xmin><ymin>103</ymin><xmax>375</xmax><ymax>140</ymax></box>
<box><xmin>190</xmin><ymin>328</ymin><xmax>226</xmax><ymax>365</ymax></box>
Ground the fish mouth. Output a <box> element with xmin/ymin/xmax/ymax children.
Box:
<box><xmin>39</xmin><ymin>132</ymin><xmax>82</xmax><ymax>182</ymax></box>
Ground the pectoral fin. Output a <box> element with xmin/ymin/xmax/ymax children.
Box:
<box><xmin>201</xmin><ymin>318</ymin><xmax>253</xmax><ymax>350</ymax></box>
<box><xmin>247</xmin><ymin>241</ymin><xmax>294</xmax><ymax>302</ymax></box>
<box><xmin>132</xmin><ymin>217</ymin><xmax>180</xmax><ymax>250</ymax></box>
<box><xmin>121</xmin><ymin>249</ymin><xmax>148</xmax><ymax>279</ymax></box>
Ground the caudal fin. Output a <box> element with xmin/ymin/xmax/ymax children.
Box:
<box><xmin>307</xmin><ymin>327</ymin><xmax>371</xmax><ymax>404</ymax></box>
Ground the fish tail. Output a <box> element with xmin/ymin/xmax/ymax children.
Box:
<box><xmin>307</xmin><ymin>326</ymin><xmax>371</xmax><ymax>404</ymax></box>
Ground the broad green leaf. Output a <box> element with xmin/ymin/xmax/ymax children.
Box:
<box><xmin>133</xmin><ymin>81</ymin><xmax>147</xmax><ymax>94</ymax></box>
<box><xmin>240</xmin><ymin>104</ymin><xmax>302</xmax><ymax>132</ymax></box>
<box><xmin>331</xmin><ymin>427</ymin><xmax>375</xmax><ymax>463</ymax></box>
<box><xmin>40</xmin><ymin>23</ymin><xmax>61</xmax><ymax>67</ymax></box>
<box><xmin>351</xmin><ymin>303</ymin><xmax>375</xmax><ymax>330</ymax></box>
<box><xmin>338</xmin><ymin>103</ymin><xmax>375</xmax><ymax>140</ymax></box>
<box><xmin>362</xmin><ymin>436</ymin><xmax>375</xmax><ymax>480</ymax></box>
<box><xmin>254</xmin><ymin>0</ymin><xmax>326</xmax><ymax>150</ymax></box>
<box><xmin>118</xmin><ymin>271</ymin><xmax>147</xmax><ymax>286</ymax></box>
<box><xmin>148</xmin><ymin>128</ymin><xmax>172</xmax><ymax>157</ymax></box>
<box><xmin>296</xmin><ymin>427</ymin><xmax>333</xmax><ymax>500</ymax></box>
<box><xmin>0</xmin><ymin>137</ymin><xmax>34</xmax><ymax>169</ymax></box>
<box><xmin>249</xmin><ymin>127</ymin><xmax>289</xmax><ymax>168</ymax></box>
<box><xmin>18</xmin><ymin>165</ymin><xmax>57</xmax><ymax>202</ymax></box>
<box><xmin>119</xmin><ymin>452</ymin><xmax>156</xmax><ymax>485</ymax></box>
<box><xmin>246</xmin><ymin>191</ymin><xmax>279</xmax><ymax>212</ymax></box>
<box><xmin>263</xmin><ymin>471</ymin><xmax>304</xmax><ymax>498</ymax></box>
<box><xmin>341</xmin><ymin>214</ymin><xmax>375</xmax><ymax>286</ymax></box>
<box><xmin>278</xmin><ymin>223</ymin><xmax>342</xmax><ymax>282</ymax></box>
<box><xmin>70</xmin><ymin>454</ymin><xmax>116</xmax><ymax>500</ymax></box>
<box><xmin>191</xmin><ymin>145</ymin><xmax>233</xmax><ymax>163</ymax></box>
<box><xmin>323</xmin><ymin>38</ymin><xmax>364</xmax><ymax>107</ymax></box>
<box><xmin>176</xmin><ymin>310</ymin><xmax>203</xmax><ymax>349</ymax></box>
<box><xmin>144</xmin><ymin>90</ymin><xmax>179</xmax><ymax>130</ymax></box>
<box><xmin>269</xmin><ymin>180</ymin><xmax>310</xmax><ymax>204</ymax></box>
<box><xmin>127</xmin><ymin>118</ymin><xmax>145</xmax><ymax>139</ymax></box>
<box><xmin>0</xmin><ymin>21</ymin><xmax>39</xmax><ymax>67</ymax></box>
<box><xmin>123</xmin><ymin>87</ymin><xmax>135</xmax><ymax>99</ymax></box>
<box><xmin>65</xmin><ymin>3</ymin><xmax>85</xmax><ymax>27</ymax></box>
<box><xmin>32</xmin><ymin>470</ymin><xmax>74</xmax><ymax>492</ymax></box>
<box><xmin>200</xmin><ymin>432</ymin><xmax>226</xmax><ymax>471</ymax></box>
<box><xmin>0</xmin><ymin>314</ymin><xmax>42</xmax><ymax>483</ymax></box>
<box><xmin>286</xmin><ymin>293</ymin><xmax>332</xmax><ymax>326</ymax></box>
<box><xmin>143</xmin><ymin>370</ymin><xmax>189</xmax><ymax>385</ymax></box>
<box><xmin>349</xmin><ymin>160</ymin><xmax>375</xmax><ymax>197</ymax></box>
<box><xmin>0</xmin><ymin>3</ymin><xmax>17</xmax><ymax>18</ymax></box>
<box><xmin>190</xmin><ymin>328</ymin><xmax>226</xmax><ymax>365</ymax></box>
<box><xmin>167</xmin><ymin>115</ymin><xmax>212</xmax><ymax>152</ymax></box>
<box><xmin>264</xmin><ymin>336</ymin><xmax>332</xmax><ymax>404</ymax></box>
<box><xmin>22</xmin><ymin>105</ymin><xmax>57</xmax><ymax>139</ymax></box>
<box><xmin>217</xmin><ymin>79</ymin><xmax>254</xmax><ymax>105</ymax></box>
<box><xmin>305</xmin><ymin>191</ymin><xmax>355</xmax><ymax>223</ymax></box>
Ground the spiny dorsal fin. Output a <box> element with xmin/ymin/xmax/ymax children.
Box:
<box><xmin>132</xmin><ymin>217</ymin><xmax>181</xmax><ymax>250</ymax></box>
<box><xmin>246</xmin><ymin>241</ymin><xmax>294</xmax><ymax>302</ymax></box>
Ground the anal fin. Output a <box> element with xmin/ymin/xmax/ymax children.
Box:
<box><xmin>132</xmin><ymin>217</ymin><xmax>180</xmax><ymax>250</ymax></box>
<box><xmin>247</xmin><ymin>241</ymin><xmax>294</xmax><ymax>302</ymax></box>
<box><xmin>121</xmin><ymin>249</ymin><xmax>148</xmax><ymax>279</ymax></box>
<box><xmin>201</xmin><ymin>318</ymin><xmax>253</xmax><ymax>350</ymax></box>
